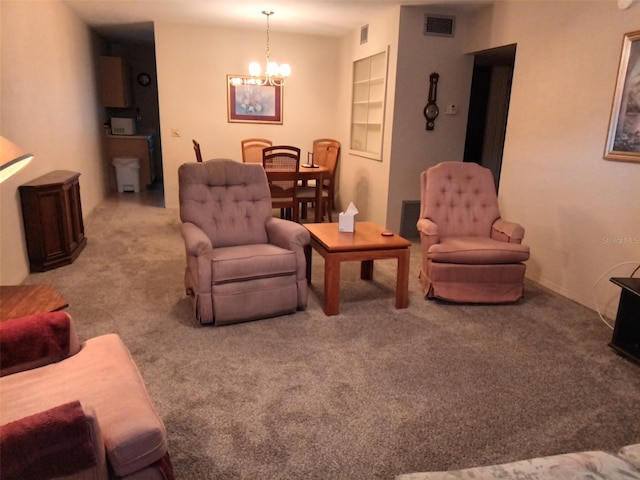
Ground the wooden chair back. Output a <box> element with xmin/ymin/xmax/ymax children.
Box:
<box><xmin>262</xmin><ymin>146</ymin><xmax>301</xmax><ymax>222</ymax></box>
<box><xmin>312</xmin><ymin>138</ymin><xmax>341</xmax><ymax>181</ymax></box>
<box><xmin>312</xmin><ymin>138</ymin><xmax>340</xmax><ymax>212</ymax></box>
<box><xmin>192</xmin><ymin>139</ymin><xmax>203</xmax><ymax>162</ymax></box>
<box><xmin>242</xmin><ymin>138</ymin><xmax>273</xmax><ymax>163</ymax></box>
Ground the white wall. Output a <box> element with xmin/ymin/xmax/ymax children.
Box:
<box><xmin>334</xmin><ymin>5</ymin><xmax>473</xmax><ymax>233</ymax></box>
<box><xmin>0</xmin><ymin>1</ymin><xmax>106</xmax><ymax>284</ymax></box>
<box><xmin>464</xmin><ymin>1</ymin><xmax>640</xmax><ymax>317</ymax></box>
<box><xmin>387</xmin><ymin>6</ymin><xmax>474</xmax><ymax>234</ymax></box>
<box><xmin>153</xmin><ymin>22</ymin><xmax>340</xmax><ymax>209</ymax></box>
<box><xmin>334</xmin><ymin>8</ymin><xmax>401</xmax><ymax>226</ymax></box>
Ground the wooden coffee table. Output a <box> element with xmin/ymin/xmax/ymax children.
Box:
<box><xmin>304</xmin><ymin>221</ymin><xmax>411</xmax><ymax>316</ymax></box>
<box><xmin>0</xmin><ymin>284</ymin><xmax>68</xmax><ymax>321</ymax></box>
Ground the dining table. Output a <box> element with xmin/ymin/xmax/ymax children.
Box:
<box><xmin>298</xmin><ymin>164</ymin><xmax>329</xmax><ymax>223</ymax></box>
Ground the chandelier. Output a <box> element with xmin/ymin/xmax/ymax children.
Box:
<box><xmin>247</xmin><ymin>11</ymin><xmax>290</xmax><ymax>86</ymax></box>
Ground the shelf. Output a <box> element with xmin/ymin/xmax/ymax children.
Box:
<box><xmin>353</xmin><ymin>100</ymin><xmax>383</xmax><ymax>106</ymax></box>
<box><xmin>353</xmin><ymin>77</ymin><xmax>385</xmax><ymax>86</ymax></box>
<box><xmin>349</xmin><ymin>150</ymin><xmax>382</xmax><ymax>161</ymax></box>
<box><xmin>350</xmin><ymin>49</ymin><xmax>388</xmax><ymax>161</ymax></box>
<box><xmin>351</xmin><ymin>121</ymin><xmax>382</xmax><ymax>127</ymax></box>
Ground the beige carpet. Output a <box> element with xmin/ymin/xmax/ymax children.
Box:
<box><xmin>24</xmin><ymin>191</ymin><xmax>640</xmax><ymax>480</ymax></box>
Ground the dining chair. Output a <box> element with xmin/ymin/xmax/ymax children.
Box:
<box><xmin>242</xmin><ymin>138</ymin><xmax>272</xmax><ymax>163</ymax></box>
<box><xmin>298</xmin><ymin>138</ymin><xmax>341</xmax><ymax>222</ymax></box>
<box><xmin>192</xmin><ymin>139</ymin><xmax>203</xmax><ymax>162</ymax></box>
<box><xmin>262</xmin><ymin>145</ymin><xmax>301</xmax><ymax>223</ymax></box>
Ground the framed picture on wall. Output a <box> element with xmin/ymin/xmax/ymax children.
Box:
<box><xmin>604</xmin><ymin>30</ymin><xmax>640</xmax><ymax>163</ymax></box>
<box><xmin>227</xmin><ymin>75</ymin><xmax>283</xmax><ymax>124</ymax></box>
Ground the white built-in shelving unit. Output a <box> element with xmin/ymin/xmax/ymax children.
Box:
<box><xmin>350</xmin><ymin>50</ymin><xmax>388</xmax><ymax>161</ymax></box>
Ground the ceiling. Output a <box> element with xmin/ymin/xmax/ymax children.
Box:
<box><xmin>63</xmin><ymin>0</ymin><xmax>489</xmax><ymax>44</ymax></box>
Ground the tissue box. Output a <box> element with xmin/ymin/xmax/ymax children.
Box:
<box><xmin>338</xmin><ymin>213</ymin><xmax>355</xmax><ymax>232</ymax></box>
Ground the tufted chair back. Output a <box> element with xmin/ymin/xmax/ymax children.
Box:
<box><xmin>420</xmin><ymin>162</ymin><xmax>500</xmax><ymax>239</ymax></box>
<box><xmin>179</xmin><ymin>159</ymin><xmax>272</xmax><ymax>247</ymax></box>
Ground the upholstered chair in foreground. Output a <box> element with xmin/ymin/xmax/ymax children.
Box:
<box><xmin>417</xmin><ymin>161</ymin><xmax>530</xmax><ymax>303</ymax></box>
<box><xmin>178</xmin><ymin>159</ymin><xmax>310</xmax><ymax>325</ymax></box>
<box><xmin>0</xmin><ymin>312</ymin><xmax>173</xmax><ymax>479</ymax></box>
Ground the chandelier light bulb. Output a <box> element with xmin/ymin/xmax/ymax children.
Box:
<box><xmin>237</xmin><ymin>10</ymin><xmax>290</xmax><ymax>87</ymax></box>
<box><xmin>267</xmin><ymin>62</ymin><xmax>280</xmax><ymax>76</ymax></box>
<box><xmin>249</xmin><ymin>62</ymin><xmax>262</xmax><ymax>77</ymax></box>
<box><xmin>279</xmin><ymin>63</ymin><xmax>291</xmax><ymax>78</ymax></box>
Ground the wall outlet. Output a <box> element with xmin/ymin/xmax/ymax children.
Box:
<box><xmin>171</xmin><ymin>128</ymin><xmax>181</xmax><ymax>137</ymax></box>
<box><xmin>445</xmin><ymin>105</ymin><xmax>458</xmax><ymax>115</ymax></box>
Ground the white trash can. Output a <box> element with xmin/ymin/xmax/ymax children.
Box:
<box><xmin>112</xmin><ymin>156</ymin><xmax>140</xmax><ymax>193</ymax></box>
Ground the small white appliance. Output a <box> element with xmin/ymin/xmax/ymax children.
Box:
<box><xmin>111</xmin><ymin>117</ymin><xmax>136</xmax><ymax>136</ymax></box>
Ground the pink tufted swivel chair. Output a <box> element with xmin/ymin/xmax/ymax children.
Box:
<box><xmin>417</xmin><ymin>162</ymin><xmax>530</xmax><ymax>303</ymax></box>
<box><xmin>178</xmin><ymin>159</ymin><xmax>310</xmax><ymax>325</ymax></box>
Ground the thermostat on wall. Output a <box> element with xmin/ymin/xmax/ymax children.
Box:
<box><xmin>445</xmin><ymin>105</ymin><xmax>458</xmax><ymax>115</ymax></box>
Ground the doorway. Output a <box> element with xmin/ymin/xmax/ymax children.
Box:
<box><xmin>463</xmin><ymin>44</ymin><xmax>516</xmax><ymax>191</ymax></box>
<box><xmin>93</xmin><ymin>23</ymin><xmax>164</xmax><ymax>207</ymax></box>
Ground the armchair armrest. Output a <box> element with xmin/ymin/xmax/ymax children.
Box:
<box><xmin>265</xmin><ymin>217</ymin><xmax>310</xmax><ymax>250</ymax></box>
<box><xmin>265</xmin><ymin>218</ymin><xmax>310</xmax><ymax>281</ymax></box>
<box><xmin>181</xmin><ymin>222</ymin><xmax>213</xmax><ymax>297</ymax></box>
<box><xmin>492</xmin><ymin>218</ymin><xmax>525</xmax><ymax>244</ymax></box>
<box><xmin>0</xmin><ymin>401</ymin><xmax>106</xmax><ymax>480</ymax></box>
<box><xmin>181</xmin><ymin>221</ymin><xmax>213</xmax><ymax>256</ymax></box>
<box><xmin>417</xmin><ymin>218</ymin><xmax>440</xmax><ymax>249</ymax></box>
<box><xmin>0</xmin><ymin>312</ymin><xmax>80</xmax><ymax>377</ymax></box>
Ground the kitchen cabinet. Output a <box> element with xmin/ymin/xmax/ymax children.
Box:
<box><xmin>19</xmin><ymin>171</ymin><xmax>87</xmax><ymax>272</ymax></box>
<box><xmin>104</xmin><ymin>135</ymin><xmax>154</xmax><ymax>191</ymax></box>
<box><xmin>350</xmin><ymin>50</ymin><xmax>388</xmax><ymax>161</ymax></box>
<box><xmin>99</xmin><ymin>56</ymin><xmax>131</xmax><ymax>108</ymax></box>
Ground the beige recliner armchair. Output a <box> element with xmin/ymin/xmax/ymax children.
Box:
<box><xmin>417</xmin><ymin>161</ymin><xmax>530</xmax><ymax>303</ymax></box>
<box><xmin>178</xmin><ymin>159</ymin><xmax>310</xmax><ymax>325</ymax></box>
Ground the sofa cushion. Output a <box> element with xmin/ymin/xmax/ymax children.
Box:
<box><xmin>0</xmin><ymin>312</ymin><xmax>81</xmax><ymax>377</ymax></box>
<box><xmin>396</xmin><ymin>450</ymin><xmax>640</xmax><ymax>480</ymax></box>
<box><xmin>428</xmin><ymin>236</ymin><xmax>530</xmax><ymax>264</ymax></box>
<box><xmin>0</xmin><ymin>334</ymin><xmax>166</xmax><ymax>477</ymax></box>
<box><xmin>0</xmin><ymin>401</ymin><xmax>98</xmax><ymax>480</ymax></box>
<box><xmin>211</xmin><ymin>244</ymin><xmax>297</xmax><ymax>284</ymax></box>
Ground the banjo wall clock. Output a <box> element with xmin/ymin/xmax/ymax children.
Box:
<box><xmin>423</xmin><ymin>72</ymin><xmax>440</xmax><ymax>131</ymax></box>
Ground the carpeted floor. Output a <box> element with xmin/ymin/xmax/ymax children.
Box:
<box><xmin>24</xmin><ymin>191</ymin><xmax>640</xmax><ymax>480</ymax></box>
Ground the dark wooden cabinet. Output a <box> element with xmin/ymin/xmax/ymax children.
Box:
<box><xmin>609</xmin><ymin>277</ymin><xmax>640</xmax><ymax>366</ymax></box>
<box><xmin>19</xmin><ymin>171</ymin><xmax>87</xmax><ymax>272</ymax></box>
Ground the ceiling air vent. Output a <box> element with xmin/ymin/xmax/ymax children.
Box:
<box><xmin>424</xmin><ymin>14</ymin><xmax>455</xmax><ymax>37</ymax></box>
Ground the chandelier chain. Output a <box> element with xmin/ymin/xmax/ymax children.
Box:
<box><xmin>265</xmin><ymin>11</ymin><xmax>271</xmax><ymax>63</ymax></box>
<box><xmin>233</xmin><ymin>10</ymin><xmax>288</xmax><ymax>87</ymax></box>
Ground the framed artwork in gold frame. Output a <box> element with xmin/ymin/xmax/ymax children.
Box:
<box><xmin>604</xmin><ymin>30</ymin><xmax>640</xmax><ymax>163</ymax></box>
<box><xmin>227</xmin><ymin>75</ymin><xmax>283</xmax><ymax>125</ymax></box>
